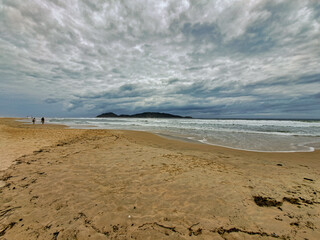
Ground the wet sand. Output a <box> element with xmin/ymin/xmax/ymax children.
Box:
<box><xmin>0</xmin><ymin>118</ymin><xmax>319</xmax><ymax>239</ymax></box>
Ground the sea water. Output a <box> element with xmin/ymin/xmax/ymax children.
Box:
<box><xmin>48</xmin><ymin>118</ymin><xmax>320</xmax><ymax>152</ymax></box>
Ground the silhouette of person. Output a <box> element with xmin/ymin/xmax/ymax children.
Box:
<box><xmin>32</xmin><ymin>118</ymin><xmax>36</xmax><ymax>124</ymax></box>
<box><xmin>41</xmin><ymin>117</ymin><xmax>45</xmax><ymax>124</ymax></box>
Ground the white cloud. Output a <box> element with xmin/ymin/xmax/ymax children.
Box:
<box><xmin>0</xmin><ymin>0</ymin><xmax>319</xmax><ymax>118</ymax></box>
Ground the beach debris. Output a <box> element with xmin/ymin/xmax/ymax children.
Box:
<box><xmin>33</xmin><ymin>149</ymin><xmax>43</xmax><ymax>154</ymax></box>
<box><xmin>0</xmin><ymin>206</ymin><xmax>21</xmax><ymax>218</ymax></box>
<box><xmin>53</xmin><ymin>231</ymin><xmax>59</xmax><ymax>240</ymax></box>
<box><xmin>253</xmin><ymin>196</ymin><xmax>283</xmax><ymax>207</ymax></box>
<box><xmin>254</xmin><ymin>195</ymin><xmax>316</xmax><ymax>207</ymax></box>
<box><xmin>290</xmin><ymin>222</ymin><xmax>299</xmax><ymax>227</ymax></box>
<box><xmin>276</xmin><ymin>163</ymin><xmax>283</xmax><ymax>166</ymax></box>
<box><xmin>303</xmin><ymin>178</ymin><xmax>314</xmax><ymax>181</ymax></box>
<box><xmin>112</xmin><ymin>225</ymin><xmax>119</xmax><ymax>232</ymax></box>
<box><xmin>138</xmin><ymin>222</ymin><xmax>179</xmax><ymax>234</ymax></box>
<box><xmin>188</xmin><ymin>222</ymin><xmax>202</xmax><ymax>236</ymax></box>
<box><xmin>306</xmin><ymin>221</ymin><xmax>315</xmax><ymax>230</ymax></box>
<box><xmin>283</xmin><ymin>197</ymin><xmax>300</xmax><ymax>205</ymax></box>
<box><xmin>128</xmin><ymin>215</ymin><xmax>131</xmax><ymax>219</ymax></box>
<box><xmin>30</xmin><ymin>195</ymin><xmax>39</xmax><ymax>203</ymax></box>
<box><xmin>44</xmin><ymin>224</ymin><xmax>52</xmax><ymax>230</ymax></box>
<box><xmin>275</xmin><ymin>216</ymin><xmax>283</xmax><ymax>221</ymax></box>
<box><xmin>1</xmin><ymin>174</ymin><xmax>12</xmax><ymax>181</ymax></box>
<box><xmin>215</xmin><ymin>226</ymin><xmax>279</xmax><ymax>238</ymax></box>
<box><xmin>0</xmin><ymin>222</ymin><xmax>16</xmax><ymax>237</ymax></box>
<box><xmin>299</xmin><ymin>197</ymin><xmax>314</xmax><ymax>204</ymax></box>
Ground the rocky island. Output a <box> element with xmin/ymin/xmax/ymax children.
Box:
<box><xmin>96</xmin><ymin>112</ymin><xmax>192</xmax><ymax>118</ymax></box>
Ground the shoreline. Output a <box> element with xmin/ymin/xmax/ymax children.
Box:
<box><xmin>157</xmin><ymin>132</ymin><xmax>317</xmax><ymax>153</ymax></box>
<box><xmin>1</xmin><ymin>118</ymin><xmax>319</xmax><ymax>239</ymax></box>
<box><xmin>46</xmin><ymin>117</ymin><xmax>320</xmax><ymax>153</ymax></box>
<box><xmin>12</xmin><ymin>117</ymin><xmax>320</xmax><ymax>154</ymax></box>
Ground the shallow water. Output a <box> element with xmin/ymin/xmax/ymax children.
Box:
<box><xmin>48</xmin><ymin>118</ymin><xmax>320</xmax><ymax>152</ymax></box>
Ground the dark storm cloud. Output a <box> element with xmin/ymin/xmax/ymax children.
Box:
<box><xmin>0</xmin><ymin>0</ymin><xmax>319</xmax><ymax>118</ymax></box>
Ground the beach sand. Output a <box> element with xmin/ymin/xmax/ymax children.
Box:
<box><xmin>0</xmin><ymin>118</ymin><xmax>319</xmax><ymax>239</ymax></box>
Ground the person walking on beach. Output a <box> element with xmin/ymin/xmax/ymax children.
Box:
<box><xmin>32</xmin><ymin>117</ymin><xmax>36</xmax><ymax>124</ymax></box>
<box><xmin>41</xmin><ymin>117</ymin><xmax>45</xmax><ymax>124</ymax></box>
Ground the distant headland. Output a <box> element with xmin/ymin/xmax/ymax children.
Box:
<box><xmin>96</xmin><ymin>112</ymin><xmax>192</xmax><ymax>119</ymax></box>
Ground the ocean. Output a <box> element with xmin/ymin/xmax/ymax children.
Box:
<box><xmin>47</xmin><ymin>118</ymin><xmax>320</xmax><ymax>152</ymax></box>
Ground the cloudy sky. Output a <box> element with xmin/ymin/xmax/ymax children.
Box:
<box><xmin>1</xmin><ymin>0</ymin><xmax>319</xmax><ymax>118</ymax></box>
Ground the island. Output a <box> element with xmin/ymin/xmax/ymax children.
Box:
<box><xmin>96</xmin><ymin>112</ymin><xmax>192</xmax><ymax>118</ymax></box>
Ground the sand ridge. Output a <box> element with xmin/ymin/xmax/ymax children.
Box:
<box><xmin>0</xmin><ymin>118</ymin><xmax>320</xmax><ymax>239</ymax></box>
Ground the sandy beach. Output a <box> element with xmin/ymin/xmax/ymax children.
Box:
<box><xmin>0</xmin><ymin>118</ymin><xmax>319</xmax><ymax>239</ymax></box>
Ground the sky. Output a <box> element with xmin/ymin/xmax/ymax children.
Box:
<box><xmin>0</xmin><ymin>0</ymin><xmax>319</xmax><ymax>119</ymax></box>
